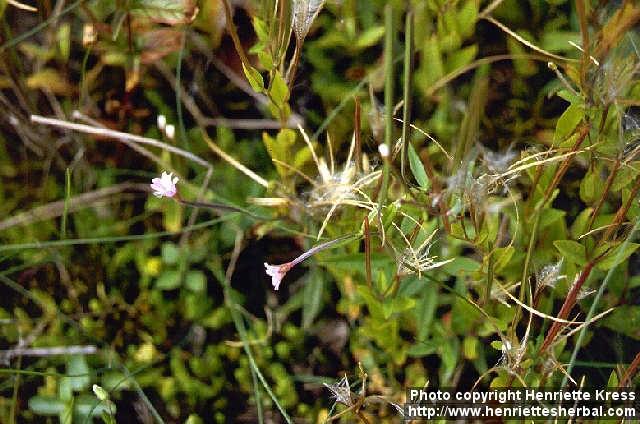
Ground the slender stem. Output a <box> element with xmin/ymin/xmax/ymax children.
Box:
<box><xmin>378</xmin><ymin>3</ymin><xmax>394</xmax><ymax>208</ymax></box>
<box><xmin>619</xmin><ymin>350</ymin><xmax>640</xmax><ymax>388</ymax></box>
<box><xmin>603</xmin><ymin>175</ymin><xmax>640</xmax><ymax>241</ymax></box>
<box><xmin>364</xmin><ymin>215</ymin><xmax>372</xmax><ymax>289</ymax></box>
<box><xmin>354</xmin><ymin>96</ymin><xmax>362</xmax><ymax>173</ymax></box>
<box><xmin>220</xmin><ymin>0</ymin><xmax>251</xmax><ymax>68</ymax></box>
<box><xmin>400</xmin><ymin>10</ymin><xmax>413</xmax><ymax>182</ymax></box>
<box><xmin>587</xmin><ymin>158</ymin><xmax>620</xmax><ymax>231</ymax></box>
<box><xmin>176</xmin><ymin>198</ymin><xmax>271</xmax><ymax>221</ymax></box>
<box><xmin>539</xmin><ymin>260</ymin><xmax>596</xmax><ymax>354</ymax></box>
<box><xmin>483</xmin><ymin>246</ymin><xmax>495</xmax><ymax>305</ymax></box>
<box><xmin>286</xmin><ymin>40</ymin><xmax>302</xmax><ymax>90</ymax></box>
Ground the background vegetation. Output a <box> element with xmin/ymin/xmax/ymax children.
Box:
<box><xmin>1</xmin><ymin>0</ymin><xmax>640</xmax><ymax>422</ymax></box>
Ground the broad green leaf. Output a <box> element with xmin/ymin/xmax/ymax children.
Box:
<box><xmin>408</xmin><ymin>143</ymin><xmax>429</xmax><ymax>189</ymax></box>
<box><xmin>553</xmin><ymin>240</ymin><xmax>586</xmax><ymax>265</ymax></box>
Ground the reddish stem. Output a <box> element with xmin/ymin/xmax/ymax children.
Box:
<box><xmin>539</xmin><ymin>260</ymin><xmax>595</xmax><ymax>354</ymax></box>
<box><xmin>619</xmin><ymin>351</ymin><xmax>640</xmax><ymax>388</ymax></box>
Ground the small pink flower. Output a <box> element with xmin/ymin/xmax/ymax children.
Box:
<box><xmin>264</xmin><ymin>262</ymin><xmax>293</xmax><ymax>290</ymax></box>
<box><xmin>150</xmin><ymin>171</ymin><xmax>179</xmax><ymax>198</ymax></box>
<box><xmin>264</xmin><ymin>235</ymin><xmax>352</xmax><ymax>291</ymax></box>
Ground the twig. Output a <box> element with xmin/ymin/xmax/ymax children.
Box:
<box><xmin>1</xmin><ymin>345</ymin><xmax>98</xmax><ymax>362</ymax></box>
<box><xmin>30</xmin><ymin>115</ymin><xmax>211</xmax><ymax>168</ymax></box>
<box><xmin>202</xmin><ymin>132</ymin><xmax>269</xmax><ymax>188</ymax></box>
<box><xmin>0</xmin><ymin>183</ymin><xmax>148</xmax><ymax>231</ymax></box>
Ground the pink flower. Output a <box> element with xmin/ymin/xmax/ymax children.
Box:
<box><xmin>264</xmin><ymin>235</ymin><xmax>352</xmax><ymax>291</ymax></box>
<box><xmin>150</xmin><ymin>172</ymin><xmax>179</xmax><ymax>198</ymax></box>
<box><xmin>264</xmin><ymin>262</ymin><xmax>293</xmax><ymax>291</ymax></box>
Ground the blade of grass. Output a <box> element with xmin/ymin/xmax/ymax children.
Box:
<box><xmin>0</xmin><ymin>217</ymin><xmax>232</xmax><ymax>252</ymax></box>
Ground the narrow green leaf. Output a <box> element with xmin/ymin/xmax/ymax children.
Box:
<box><xmin>269</xmin><ymin>71</ymin><xmax>289</xmax><ymax>109</ymax></box>
<box><xmin>554</xmin><ymin>104</ymin><xmax>584</xmax><ymax>143</ymax></box>
<box><xmin>242</xmin><ymin>63</ymin><xmax>264</xmax><ymax>93</ymax></box>
<box><xmin>408</xmin><ymin>143</ymin><xmax>429</xmax><ymax>189</ymax></box>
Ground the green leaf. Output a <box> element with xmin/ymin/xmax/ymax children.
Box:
<box><xmin>185</xmin><ymin>270</ymin><xmax>206</xmax><ymax>292</ymax></box>
<box><xmin>269</xmin><ymin>71</ymin><xmax>289</xmax><ymax>109</ymax></box>
<box><xmin>597</xmin><ymin>242</ymin><xmax>640</xmax><ymax>271</ymax></box>
<box><xmin>553</xmin><ymin>240</ymin><xmax>587</xmax><ymax>265</ymax></box>
<box><xmin>407</xmin><ymin>340</ymin><xmax>439</xmax><ymax>357</ymax></box>
<box><xmin>415</xmin><ymin>282</ymin><xmax>438</xmax><ymax>341</ymax></box>
<box><xmin>554</xmin><ymin>104</ymin><xmax>584</xmax><ymax>143</ymax></box>
<box><xmin>29</xmin><ymin>396</ymin><xmax>65</xmax><ymax>415</ymax></box>
<box><xmin>446</xmin><ymin>44</ymin><xmax>478</xmax><ymax>73</ymax></box>
<box><xmin>494</xmin><ymin>246</ymin><xmax>515</xmax><ymax>272</ymax></box>
<box><xmin>539</xmin><ymin>208</ymin><xmax>566</xmax><ymax>230</ymax></box>
<box><xmin>463</xmin><ymin>336</ymin><xmax>478</xmax><ymax>360</ymax></box>
<box><xmin>242</xmin><ymin>63</ymin><xmax>264</xmax><ymax>93</ymax></box>
<box><xmin>156</xmin><ymin>270</ymin><xmax>181</xmax><ymax>290</ymax></box>
<box><xmin>408</xmin><ymin>143</ymin><xmax>429</xmax><ymax>189</ymax></box>
<box><xmin>541</xmin><ymin>31</ymin><xmax>581</xmax><ymax>52</ymax></box>
<box><xmin>602</xmin><ymin>305</ymin><xmax>640</xmax><ymax>340</ymax></box>
<box><xmin>355</xmin><ymin>26</ymin><xmax>385</xmax><ymax>48</ymax></box>
<box><xmin>67</xmin><ymin>355</ymin><xmax>90</xmax><ymax>391</ymax></box>
<box><xmin>161</xmin><ymin>242</ymin><xmax>180</xmax><ymax>264</ymax></box>
<box><xmin>570</xmin><ymin>207</ymin><xmax>593</xmax><ymax>239</ymax></box>
<box><xmin>456</xmin><ymin>0</ymin><xmax>478</xmax><ymax>38</ymax></box>
<box><xmin>580</xmin><ymin>167</ymin><xmax>600</xmax><ymax>203</ymax></box>
<box><xmin>263</xmin><ymin>129</ymin><xmax>297</xmax><ymax>177</ymax></box>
